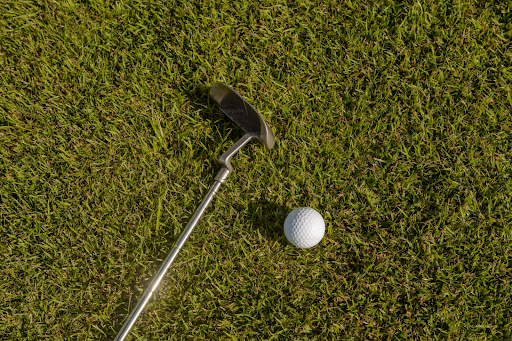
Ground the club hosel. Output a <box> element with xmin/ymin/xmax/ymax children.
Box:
<box><xmin>215</xmin><ymin>167</ymin><xmax>230</xmax><ymax>183</ymax></box>
<box><xmin>217</xmin><ymin>132</ymin><xmax>258</xmax><ymax>175</ymax></box>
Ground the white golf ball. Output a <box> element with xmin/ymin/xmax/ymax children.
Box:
<box><xmin>284</xmin><ymin>207</ymin><xmax>325</xmax><ymax>248</ymax></box>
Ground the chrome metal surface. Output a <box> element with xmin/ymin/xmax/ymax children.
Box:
<box><xmin>219</xmin><ymin>132</ymin><xmax>258</xmax><ymax>171</ymax></box>
<box><xmin>214</xmin><ymin>167</ymin><xmax>230</xmax><ymax>183</ymax></box>
<box><xmin>209</xmin><ymin>82</ymin><xmax>275</xmax><ymax>150</ymax></box>
<box><xmin>114</xmin><ymin>181</ymin><xmax>222</xmax><ymax>341</ymax></box>
<box><xmin>113</xmin><ymin>83</ymin><xmax>276</xmax><ymax>340</ymax></box>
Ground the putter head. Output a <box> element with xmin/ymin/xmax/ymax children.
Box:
<box><xmin>209</xmin><ymin>82</ymin><xmax>275</xmax><ymax>149</ymax></box>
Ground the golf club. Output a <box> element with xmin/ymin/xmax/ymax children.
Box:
<box><xmin>113</xmin><ymin>82</ymin><xmax>275</xmax><ymax>341</ymax></box>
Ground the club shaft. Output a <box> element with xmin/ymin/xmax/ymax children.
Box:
<box><xmin>114</xmin><ymin>179</ymin><xmax>223</xmax><ymax>341</ymax></box>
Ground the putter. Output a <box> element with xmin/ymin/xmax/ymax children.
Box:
<box><xmin>113</xmin><ymin>82</ymin><xmax>275</xmax><ymax>341</ymax></box>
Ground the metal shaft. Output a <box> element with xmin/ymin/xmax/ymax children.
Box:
<box><xmin>114</xmin><ymin>133</ymin><xmax>256</xmax><ymax>340</ymax></box>
<box><xmin>114</xmin><ymin>176</ymin><xmax>225</xmax><ymax>341</ymax></box>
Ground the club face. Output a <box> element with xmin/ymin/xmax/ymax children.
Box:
<box><xmin>209</xmin><ymin>82</ymin><xmax>275</xmax><ymax>149</ymax></box>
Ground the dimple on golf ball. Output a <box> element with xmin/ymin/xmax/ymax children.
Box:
<box><xmin>284</xmin><ymin>207</ymin><xmax>325</xmax><ymax>248</ymax></box>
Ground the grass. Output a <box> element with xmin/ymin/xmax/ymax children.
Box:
<box><xmin>1</xmin><ymin>0</ymin><xmax>512</xmax><ymax>339</ymax></box>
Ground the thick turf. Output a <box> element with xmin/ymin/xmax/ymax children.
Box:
<box><xmin>1</xmin><ymin>0</ymin><xmax>511</xmax><ymax>340</ymax></box>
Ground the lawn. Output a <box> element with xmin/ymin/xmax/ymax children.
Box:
<box><xmin>1</xmin><ymin>0</ymin><xmax>512</xmax><ymax>340</ymax></box>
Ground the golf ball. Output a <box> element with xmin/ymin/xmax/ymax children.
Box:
<box><xmin>284</xmin><ymin>207</ymin><xmax>325</xmax><ymax>248</ymax></box>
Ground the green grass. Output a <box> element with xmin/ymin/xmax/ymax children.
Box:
<box><xmin>1</xmin><ymin>0</ymin><xmax>512</xmax><ymax>339</ymax></box>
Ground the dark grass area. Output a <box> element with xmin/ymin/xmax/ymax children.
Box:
<box><xmin>1</xmin><ymin>0</ymin><xmax>512</xmax><ymax>339</ymax></box>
